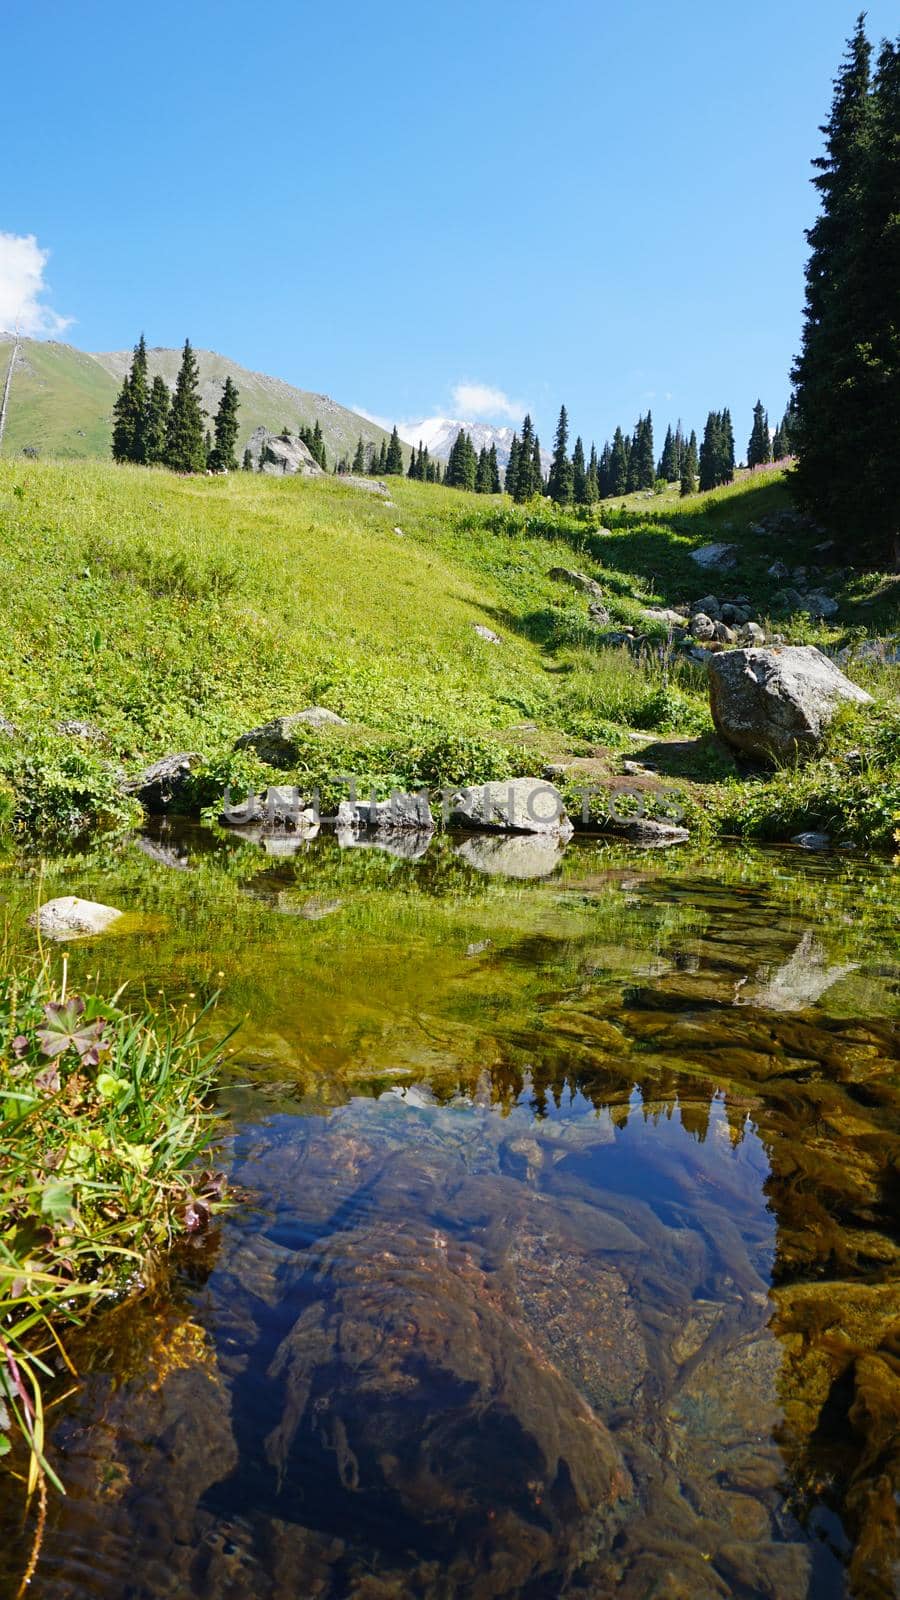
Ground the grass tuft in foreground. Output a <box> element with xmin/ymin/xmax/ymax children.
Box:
<box><xmin>0</xmin><ymin>956</ymin><xmax>227</xmax><ymax>1518</ymax></box>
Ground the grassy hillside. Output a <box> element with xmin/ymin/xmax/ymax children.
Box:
<box><xmin>0</xmin><ymin>458</ymin><xmax>896</xmax><ymax>844</ymax></box>
<box><xmin>0</xmin><ymin>337</ymin><xmax>118</xmax><ymax>459</ymax></box>
<box><xmin>0</xmin><ymin>337</ymin><xmax>394</xmax><ymax>467</ymax></box>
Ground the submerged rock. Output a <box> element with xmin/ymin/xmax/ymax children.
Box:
<box><xmin>30</xmin><ymin>896</ymin><xmax>124</xmax><ymax>939</ymax></box>
<box><xmin>708</xmin><ymin>645</ymin><xmax>872</xmax><ymax>762</ymax></box>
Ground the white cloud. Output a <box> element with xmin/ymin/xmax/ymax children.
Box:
<box><xmin>451</xmin><ymin>382</ymin><xmax>522</xmax><ymax>422</ymax></box>
<box><xmin>0</xmin><ymin>233</ymin><xmax>72</xmax><ymax>337</ymax></box>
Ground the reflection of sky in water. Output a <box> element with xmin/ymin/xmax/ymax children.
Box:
<box><xmin>0</xmin><ymin>832</ymin><xmax>895</xmax><ymax>1598</ymax></box>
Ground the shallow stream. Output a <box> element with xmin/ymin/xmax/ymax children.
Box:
<box><xmin>1</xmin><ymin>825</ymin><xmax>897</xmax><ymax>1598</ymax></box>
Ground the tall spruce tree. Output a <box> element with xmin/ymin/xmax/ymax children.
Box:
<box><xmin>747</xmin><ymin>399</ymin><xmax>771</xmax><ymax>467</ymax></box>
<box><xmin>609</xmin><ymin>427</ymin><xmax>628</xmax><ymax>496</ymax></box>
<box><xmin>352</xmin><ymin>436</ymin><xmax>366</xmax><ymax>473</ymax></box>
<box><xmin>684</xmin><ymin>428</ymin><xmax>698</xmax><ymax>482</ymax></box>
<box><xmin>721</xmin><ymin>408</ymin><xmax>735</xmax><ymax>480</ymax></box>
<box><xmin>525</xmin><ymin>435</ymin><xmax>538</xmax><ymax>496</ymax></box>
<box><xmin>111</xmin><ymin>335</ymin><xmax>149</xmax><ymax>463</ymax></box>
<box><xmin>585</xmin><ymin>442</ymin><xmax>599</xmax><ymax>503</ymax></box>
<box><xmin>143</xmin><ymin>375</ymin><xmax>170</xmax><ymax>464</ymax></box>
<box><xmin>638</xmin><ymin>411</ymin><xmax>655</xmax><ymax>488</ymax></box>
<box><xmin>242</xmin><ymin>447</ymin><xmax>253</xmax><ymax>471</ymax></box>
<box><xmin>659</xmin><ymin>424</ymin><xmax>678</xmax><ymax>482</ymax></box>
<box><xmin>209</xmin><ymin>376</ymin><xmax>240</xmax><ymax>472</ymax></box>
<box><xmin>572</xmin><ymin>436</ymin><xmax>587</xmax><ymax>503</ymax></box>
<box><xmin>698</xmin><ymin>412</ymin><xmax>722</xmax><ymax>491</ymax></box>
<box><xmin>475</xmin><ymin>445</ymin><xmax>492</xmax><ymax>493</ymax></box>
<box><xmin>548</xmin><ymin>406</ymin><xmax>574</xmax><ymax>503</ymax></box>
<box><xmin>165</xmin><ymin>340</ymin><xmax>207</xmax><ymax>472</ymax></box>
<box><xmin>488</xmin><ymin>443</ymin><xmax>501</xmax><ymax>492</ymax></box>
<box><xmin>505</xmin><ymin>434</ymin><xmax>520</xmax><ymax>495</ymax></box>
<box><xmin>518</xmin><ymin>415</ymin><xmax>536</xmax><ymax>499</ymax></box>
<box><xmin>384</xmin><ymin>426</ymin><xmax>404</xmax><ymax>475</ymax></box>
<box><xmin>793</xmin><ymin>20</ymin><xmax>900</xmax><ymax>560</ymax></box>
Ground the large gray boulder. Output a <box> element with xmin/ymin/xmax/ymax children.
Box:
<box><xmin>337</xmin><ymin>792</ymin><xmax>434</xmax><ymax>833</ymax></box>
<box><xmin>450</xmin><ymin>777</ymin><xmax>573</xmax><ymax>838</ymax></box>
<box><xmin>690</xmin><ymin>542</ymin><xmax>737</xmax><ymax>570</ymax></box>
<box><xmin>708</xmin><ymin>645</ymin><xmax>872</xmax><ymax>762</ymax></box>
<box><xmin>248</xmin><ymin>426</ymin><xmax>324</xmax><ymax>476</ymax></box>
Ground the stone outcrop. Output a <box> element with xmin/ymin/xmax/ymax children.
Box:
<box><xmin>124</xmin><ymin>752</ymin><xmax>201</xmax><ymax>812</ymax></box>
<box><xmin>450</xmin><ymin>777</ymin><xmax>573</xmax><ymax>837</ymax></box>
<box><xmin>234</xmin><ymin>709</ymin><xmax>346</xmax><ymax>764</ymax></box>
<box><xmin>708</xmin><ymin>645</ymin><xmax>872</xmax><ymax>762</ymax></box>
<box><xmin>248</xmin><ymin>426</ymin><xmax>324</xmax><ymax>476</ymax></box>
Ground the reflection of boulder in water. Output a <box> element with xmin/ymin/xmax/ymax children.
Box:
<box><xmin>335</xmin><ymin>822</ymin><xmax>432</xmax><ymax>860</ymax></box>
<box><xmin>455</xmin><ymin>833</ymin><xmax>566</xmax><ymax>879</ymax></box>
<box><xmin>251</xmin><ymin>1218</ymin><xmax>632</xmax><ymax>1594</ymax></box>
<box><xmin>744</xmin><ymin>930</ymin><xmax>858</xmax><ymax>1012</ymax></box>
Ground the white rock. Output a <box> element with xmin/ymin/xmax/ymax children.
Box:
<box><xmin>30</xmin><ymin>897</ymin><xmax>123</xmax><ymax>940</ymax></box>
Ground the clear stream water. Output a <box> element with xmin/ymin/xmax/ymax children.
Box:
<box><xmin>0</xmin><ymin>825</ymin><xmax>897</xmax><ymax>1599</ymax></box>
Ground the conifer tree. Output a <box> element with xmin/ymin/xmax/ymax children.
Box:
<box><xmin>517</xmin><ymin>415</ymin><xmax>536</xmax><ymax>500</ymax></box>
<box><xmin>488</xmin><ymin>443</ymin><xmax>501</xmax><ymax>493</ymax></box>
<box><xmin>721</xmin><ymin>408</ymin><xmax>735</xmax><ymax>480</ymax></box>
<box><xmin>376</xmin><ymin>439</ymin><xmax>388</xmax><ymax>474</ymax></box>
<box><xmin>525</xmin><ymin>435</ymin><xmax>538</xmax><ymax>496</ymax></box>
<box><xmin>684</xmin><ymin>428</ymin><xmax>698</xmax><ymax>482</ymax></box>
<box><xmin>111</xmin><ymin>335</ymin><xmax>150</xmax><ymax>463</ymax></box>
<box><xmin>165</xmin><ymin>340</ymin><xmax>207</xmax><ymax>472</ymax></box>
<box><xmin>792</xmin><ymin>20</ymin><xmax>900</xmax><ymax>559</ymax></box>
<box><xmin>585</xmin><ymin>442</ymin><xmax>599</xmax><ymax>503</ymax></box>
<box><xmin>572</xmin><ymin>436</ymin><xmax>587</xmax><ymax>503</ymax></box>
<box><xmin>637</xmin><ymin>411</ymin><xmax>655</xmax><ymax>488</ymax></box>
<box><xmin>476</xmin><ymin>445</ymin><xmax>492</xmax><ymax>493</ymax></box>
<box><xmin>659</xmin><ymin>424</ymin><xmax>679</xmax><ymax>482</ymax></box>
<box><xmin>111</xmin><ymin>372</ymin><xmax>135</xmax><ymax>464</ymax></box>
<box><xmin>242</xmin><ymin>447</ymin><xmax>253</xmax><ymax>471</ymax></box>
<box><xmin>698</xmin><ymin>412</ymin><xmax>721</xmax><ymax>491</ymax></box>
<box><xmin>747</xmin><ymin>399</ymin><xmax>771</xmax><ymax>467</ymax></box>
<box><xmin>548</xmin><ymin>406</ymin><xmax>574</xmax><ymax>503</ymax></box>
<box><xmin>209</xmin><ymin>375</ymin><xmax>240</xmax><ymax>472</ymax></box>
<box><xmin>385</xmin><ymin>425</ymin><xmax>404</xmax><ymax>475</ymax></box>
<box><xmin>610</xmin><ymin>427</ymin><xmax>628</xmax><ymax>496</ymax></box>
<box><xmin>311</xmin><ymin>419</ymin><xmax>327</xmax><ymax>469</ymax></box>
<box><xmin>505</xmin><ymin>435</ymin><xmax>520</xmax><ymax>495</ymax></box>
<box><xmin>598</xmin><ymin>442</ymin><xmax>613</xmax><ymax>499</ymax></box>
<box><xmin>352</xmin><ymin>436</ymin><xmax>366</xmax><ymax>473</ymax></box>
<box><xmin>144</xmin><ymin>374</ymin><xmax>171</xmax><ymax>464</ymax></box>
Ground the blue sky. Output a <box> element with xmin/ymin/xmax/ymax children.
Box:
<box><xmin>2</xmin><ymin>0</ymin><xmax>896</xmax><ymax>451</ymax></box>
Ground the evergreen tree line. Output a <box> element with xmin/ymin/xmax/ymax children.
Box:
<box><xmin>505</xmin><ymin>415</ymin><xmax>545</xmax><ymax>501</ymax></box>
<box><xmin>349</xmin><ymin>426</ymin><xmax>405</xmax><ymax>477</ymax></box>
<box><xmin>791</xmin><ymin>17</ymin><xmax>900</xmax><ymax>561</ymax></box>
<box><xmin>444</xmin><ymin>430</ymin><xmax>502</xmax><ymax>492</ymax></box>
<box><xmin>543</xmin><ymin>396</ymin><xmax>797</xmax><ymax>506</ymax></box>
<box><xmin>112</xmin><ymin>337</ymin><xmax>240</xmax><ymax>473</ymax></box>
<box><xmin>297</xmin><ymin>420</ymin><xmax>327</xmax><ymax>470</ymax></box>
<box><xmin>406</xmin><ymin>440</ymin><xmax>444</xmax><ymax>484</ymax></box>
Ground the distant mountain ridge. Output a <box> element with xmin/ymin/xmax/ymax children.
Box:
<box><xmin>397</xmin><ymin>416</ymin><xmax>551</xmax><ymax>475</ymax></box>
<box><xmin>0</xmin><ymin>335</ymin><xmax>395</xmax><ymax>465</ymax></box>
